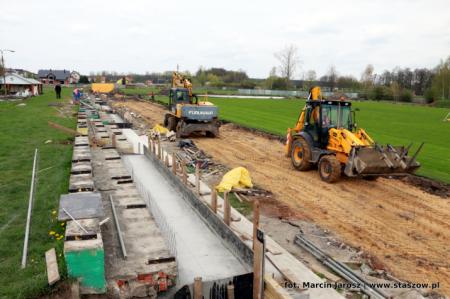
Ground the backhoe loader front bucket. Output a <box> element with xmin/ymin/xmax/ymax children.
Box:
<box><xmin>344</xmin><ymin>143</ymin><xmax>423</xmax><ymax>177</ymax></box>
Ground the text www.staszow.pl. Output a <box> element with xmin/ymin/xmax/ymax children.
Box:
<box><xmin>285</xmin><ymin>281</ymin><xmax>441</xmax><ymax>290</ymax></box>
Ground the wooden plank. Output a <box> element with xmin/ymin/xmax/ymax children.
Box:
<box><xmin>227</xmin><ymin>284</ymin><xmax>235</xmax><ymax>299</ymax></box>
<box><xmin>233</xmin><ymin>192</ymin><xmax>244</xmax><ymax>203</ymax></box>
<box><xmin>264</xmin><ymin>275</ymin><xmax>292</xmax><ymax>299</ymax></box>
<box><xmin>172</xmin><ymin>152</ymin><xmax>177</xmax><ymax>175</ymax></box>
<box><xmin>45</xmin><ymin>248</ymin><xmax>60</xmax><ymax>285</ymax></box>
<box><xmin>195</xmin><ymin>162</ymin><xmax>200</xmax><ymax>195</ymax></box>
<box><xmin>253</xmin><ymin>200</ymin><xmax>260</xmax><ymax>250</ymax></box>
<box><xmin>211</xmin><ymin>188</ymin><xmax>217</xmax><ymax>213</ymax></box>
<box><xmin>224</xmin><ymin>192</ymin><xmax>231</xmax><ymax>226</ymax></box>
<box><xmin>194</xmin><ymin>277</ymin><xmax>202</xmax><ymax>299</ymax></box>
<box><xmin>253</xmin><ymin>229</ymin><xmax>264</xmax><ymax>299</ymax></box>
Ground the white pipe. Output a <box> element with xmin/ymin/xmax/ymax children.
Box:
<box><xmin>21</xmin><ymin>148</ymin><xmax>38</xmax><ymax>269</ymax></box>
<box><xmin>62</xmin><ymin>208</ymin><xmax>89</xmax><ymax>234</ymax></box>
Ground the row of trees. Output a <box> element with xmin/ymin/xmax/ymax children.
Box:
<box><xmin>269</xmin><ymin>44</ymin><xmax>450</xmax><ymax>102</ymax></box>
<box><xmin>193</xmin><ymin>67</ymin><xmax>254</xmax><ymax>88</ymax></box>
<box><xmin>83</xmin><ymin>45</ymin><xmax>449</xmax><ymax>103</ymax></box>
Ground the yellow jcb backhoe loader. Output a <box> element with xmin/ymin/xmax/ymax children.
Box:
<box><xmin>285</xmin><ymin>87</ymin><xmax>423</xmax><ymax>183</ymax></box>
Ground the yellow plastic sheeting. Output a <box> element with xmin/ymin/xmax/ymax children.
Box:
<box><xmin>153</xmin><ymin>124</ymin><xmax>169</xmax><ymax>134</ymax></box>
<box><xmin>216</xmin><ymin>167</ymin><xmax>253</xmax><ymax>193</ymax></box>
<box><xmin>91</xmin><ymin>83</ymin><xmax>115</xmax><ymax>93</ymax></box>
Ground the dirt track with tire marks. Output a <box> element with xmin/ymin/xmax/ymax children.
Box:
<box><xmin>114</xmin><ymin>100</ymin><xmax>450</xmax><ymax>295</ymax></box>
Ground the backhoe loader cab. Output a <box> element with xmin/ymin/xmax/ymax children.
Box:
<box><xmin>303</xmin><ymin>100</ymin><xmax>353</xmax><ymax>149</ymax></box>
<box><xmin>286</xmin><ymin>86</ymin><xmax>422</xmax><ymax>183</ymax></box>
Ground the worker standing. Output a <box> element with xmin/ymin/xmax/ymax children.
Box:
<box><xmin>55</xmin><ymin>84</ymin><xmax>62</xmax><ymax>99</ymax></box>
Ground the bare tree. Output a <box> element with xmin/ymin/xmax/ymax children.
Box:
<box><xmin>306</xmin><ymin>70</ymin><xmax>316</xmax><ymax>82</ymax></box>
<box><xmin>361</xmin><ymin>64</ymin><xmax>374</xmax><ymax>89</ymax></box>
<box><xmin>327</xmin><ymin>65</ymin><xmax>338</xmax><ymax>89</ymax></box>
<box><xmin>269</xmin><ymin>66</ymin><xmax>277</xmax><ymax>77</ymax></box>
<box><xmin>274</xmin><ymin>44</ymin><xmax>300</xmax><ymax>86</ymax></box>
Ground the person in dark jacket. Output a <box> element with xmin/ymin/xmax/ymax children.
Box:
<box><xmin>55</xmin><ymin>84</ymin><xmax>62</xmax><ymax>99</ymax></box>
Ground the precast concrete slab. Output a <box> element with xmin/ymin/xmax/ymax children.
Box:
<box><xmin>123</xmin><ymin>154</ymin><xmax>249</xmax><ymax>287</ymax></box>
<box><xmin>71</xmin><ymin>162</ymin><xmax>92</xmax><ymax>174</ymax></box>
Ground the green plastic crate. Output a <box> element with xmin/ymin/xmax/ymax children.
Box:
<box><xmin>64</xmin><ymin>219</ymin><xmax>106</xmax><ymax>294</ymax></box>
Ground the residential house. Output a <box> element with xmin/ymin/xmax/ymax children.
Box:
<box><xmin>70</xmin><ymin>71</ymin><xmax>80</xmax><ymax>84</ymax></box>
<box><xmin>0</xmin><ymin>72</ymin><xmax>43</xmax><ymax>96</ymax></box>
<box><xmin>37</xmin><ymin>69</ymin><xmax>72</xmax><ymax>84</ymax></box>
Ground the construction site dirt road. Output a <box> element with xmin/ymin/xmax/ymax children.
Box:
<box><xmin>113</xmin><ymin>100</ymin><xmax>450</xmax><ymax>296</ymax></box>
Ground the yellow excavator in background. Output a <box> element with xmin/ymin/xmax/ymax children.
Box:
<box><xmin>164</xmin><ymin>72</ymin><xmax>220</xmax><ymax>137</ymax></box>
<box><xmin>285</xmin><ymin>87</ymin><xmax>423</xmax><ymax>183</ymax></box>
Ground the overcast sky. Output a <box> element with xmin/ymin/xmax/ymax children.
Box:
<box><xmin>1</xmin><ymin>0</ymin><xmax>449</xmax><ymax>79</ymax></box>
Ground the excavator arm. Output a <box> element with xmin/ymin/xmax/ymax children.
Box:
<box><xmin>172</xmin><ymin>72</ymin><xmax>193</xmax><ymax>97</ymax></box>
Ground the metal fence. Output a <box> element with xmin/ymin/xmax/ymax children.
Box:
<box><xmin>237</xmin><ymin>88</ymin><xmax>359</xmax><ymax>99</ymax></box>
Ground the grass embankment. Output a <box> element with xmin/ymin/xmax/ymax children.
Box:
<box><xmin>208</xmin><ymin>98</ymin><xmax>450</xmax><ymax>184</ymax></box>
<box><xmin>0</xmin><ymin>87</ymin><xmax>75</xmax><ymax>298</ymax></box>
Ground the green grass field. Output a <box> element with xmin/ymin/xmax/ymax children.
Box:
<box><xmin>118</xmin><ymin>86</ymin><xmax>239</xmax><ymax>97</ymax></box>
<box><xmin>0</xmin><ymin>87</ymin><xmax>75</xmax><ymax>298</ymax></box>
<box><xmin>207</xmin><ymin>98</ymin><xmax>450</xmax><ymax>184</ymax></box>
<box><xmin>119</xmin><ymin>86</ymin><xmax>160</xmax><ymax>96</ymax></box>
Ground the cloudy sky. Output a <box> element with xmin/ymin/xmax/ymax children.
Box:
<box><xmin>1</xmin><ymin>0</ymin><xmax>449</xmax><ymax>79</ymax></box>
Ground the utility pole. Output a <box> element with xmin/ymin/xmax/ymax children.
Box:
<box><xmin>0</xmin><ymin>49</ymin><xmax>15</xmax><ymax>96</ymax></box>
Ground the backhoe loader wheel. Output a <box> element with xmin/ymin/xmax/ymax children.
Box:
<box><xmin>291</xmin><ymin>137</ymin><xmax>312</xmax><ymax>171</ymax></box>
<box><xmin>318</xmin><ymin>155</ymin><xmax>341</xmax><ymax>183</ymax></box>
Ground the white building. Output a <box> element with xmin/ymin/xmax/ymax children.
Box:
<box><xmin>0</xmin><ymin>73</ymin><xmax>43</xmax><ymax>96</ymax></box>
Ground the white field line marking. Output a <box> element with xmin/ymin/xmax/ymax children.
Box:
<box><xmin>0</xmin><ymin>214</ymin><xmax>19</xmax><ymax>235</ymax></box>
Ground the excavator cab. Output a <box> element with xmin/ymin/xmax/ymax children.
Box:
<box><xmin>168</xmin><ymin>88</ymin><xmax>197</xmax><ymax>107</ymax></box>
